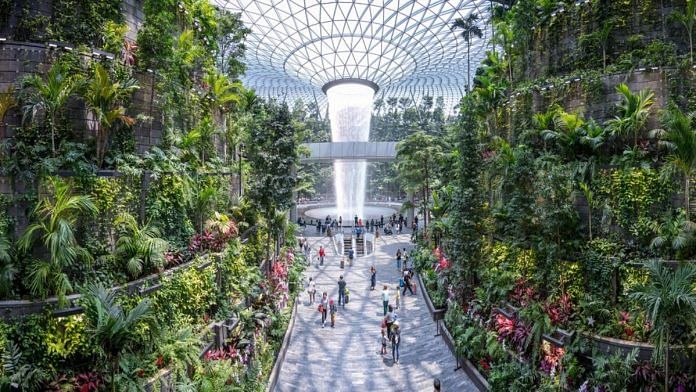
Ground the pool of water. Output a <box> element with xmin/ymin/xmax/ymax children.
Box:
<box><xmin>303</xmin><ymin>205</ymin><xmax>398</xmax><ymax>221</ymax></box>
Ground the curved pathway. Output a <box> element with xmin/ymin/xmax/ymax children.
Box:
<box><xmin>275</xmin><ymin>232</ymin><xmax>477</xmax><ymax>391</ymax></box>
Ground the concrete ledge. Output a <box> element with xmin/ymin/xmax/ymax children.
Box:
<box><xmin>416</xmin><ymin>273</ymin><xmax>489</xmax><ymax>391</ymax></box>
<box><xmin>266</xmin><ymin>299</ymin><xmax>299</xmax><ymax>392</ymax></box>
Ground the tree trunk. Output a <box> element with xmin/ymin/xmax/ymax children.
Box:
<box><xmin>602</xmin><ymin>47</ymin><xmax>606</xmax><ymax>71</ymax></box>
<box><xmin>665</xmin><ymin>330</ymin><xmax>670</xmax><ymax>392</ymax></box>
<box><xmin>50</xmin><ymin>113</ymin><xmax>56</xmax><ymax>155</ymax></box>
<box><xmin>690</xmin><ymin>30</ymin><xmax>694</xmax><ymax>65</ymax></box>
<box><xmin>266</xmin><ymin>209</ymin><xmax>273</xmax><ymax>273</ymax></box>
<box><xmin>686</xmin><ymin>175</ymin><xmax>690</xmax><ymax>221</ymax></box>
<box><xmin>467</xmin><ymin>43</ymin><xmax>471</xmax><ymax>93</ymax></box>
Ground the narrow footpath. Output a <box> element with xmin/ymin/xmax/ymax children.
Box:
<box><xmin>274</xmin><ymin>232</ymin><xmax>477</xmax><ymax>391</ymax></box>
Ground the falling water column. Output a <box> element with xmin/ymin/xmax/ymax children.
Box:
<box><xmin>325</xmin><ymin>82</ymin><xmax>376</xmax><ymax>221</ymax></box>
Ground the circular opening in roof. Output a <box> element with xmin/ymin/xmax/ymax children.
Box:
<box><xmin>322</xmin><ymin>78</ymin><xmax>379</xmax><ymax>94</ymax></box>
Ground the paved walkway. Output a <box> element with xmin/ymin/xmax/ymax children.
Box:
<box><xmin>275</xmin><ymin>233</ymin><xmax>477</xmax><ymax>392</ymax></box>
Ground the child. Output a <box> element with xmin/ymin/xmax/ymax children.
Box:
<box><xmin>345</xmin><ymin>287</ymin><xmax>350</xmax><ymax>304</ymax></box>
<box><xmin>329</xmin><ymin>299</ymin><xmax>337</xmax><ymax>328</ymax></box>
<box><xmin>380</xmin><ymin>328</ymin><xmax>388</xmax><ymax>355</ymax></box>
<box><xmin>395</xmin><ymin>285</ymin><xmax>401</xmax><ymax>310</ymax></box>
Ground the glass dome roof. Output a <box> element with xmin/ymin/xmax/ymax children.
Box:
<box><xmin>214</xmin><ymin>0</ymin><xmax>491</xmax><ymax>111</ymax></box>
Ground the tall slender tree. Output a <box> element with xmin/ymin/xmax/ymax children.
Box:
<box><xmin>449</xmin><ymin>99</ymin><xmax>485</xmax><ymax>287</ymax></box>
<box><xmin>395</xmin><ymin>131</ymin><xmax>444</xmax><ymax>235</ymax></box>
<box><xmin>671</xmin><ymin>0</ymin><xmax>696</xmax><ymax>64</ymax></box>
<box><xmin>83</xmin><ymin>63</ymin><xmax>138</xmax><ymax>167</ymax></box>
<box><xmin>246</xmin><ymin>102</ymin><xmax>299</xmax><ymax>263</ymax></box>
<box><xmin>630</xmin><ymin>261</ymin><xmax>696</xmax><ymax>392</ymax></box>
<box><xmin>651</xmin><ymin>105</ymin><xmax>696</xmax><ymax>219</ymax></box>
<box><xmin>20</xmin><ymin>65</ymin><xmax>81</xmax><ymax>155</ymax></box>
<box><xmin>452</xmin><ymin>13</ymin><xmax>483</xmax><ymax>93</ymax></box>
<box><xmin>18</xmin><ymin>178</ymin><xmax>97</xmax><ymax>306</ymax></box>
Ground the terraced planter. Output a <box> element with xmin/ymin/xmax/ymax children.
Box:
<box><xmin>0</xmin><ymin>255</ymin><xmax>218</xmax><ymax>320</ymax></box>
<box><xmin>582</xmin><ymin>332</ymin><xmax>655</xmax><ymax>362</ymax></box>
<box><xmin>417</xmin><ymin>271</ymin><xmax>446</xmax><ymax>317</ymax></box>
<box><xmin>440</xmin><ymin>321</ymin><xmax>490</xmax><ymax>391</ymax></box>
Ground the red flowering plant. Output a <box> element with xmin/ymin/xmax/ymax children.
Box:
<box><xmin>73</xmin><ymin>372</ymin><xmax>103</xmax><ymax>392</ymax></box>
<box><xmin>539</xmin><ymin>341</ymin><xmax>565</xmax><ymax>375</ymax></box>
<box><xmin>494</xmin><ymin>313</ymin><xmax>516</xmax><ymax>342</ymax></box>
<box><xmin>189</xmin><ymin>213</ymin><xmax>239</xmax><ymax>254</ymax></box>
<box><xmin>164</xmin><ymin>250</ymin><xmax>185</xmax><ymax>267</ymax></box>
<box><xmin>509</xmin><ymin>278</ymin><xmax>538</xmax><ymax>307</ymax></box>
<box><xmin>602</xmin><ymin>309</ymin><xmax>649</xmax><ymax>341</ymax></box>
<box><xmin>544</xmin><ymin>293</ymin><xmax>573</xmax><ymax>326</ymax></box>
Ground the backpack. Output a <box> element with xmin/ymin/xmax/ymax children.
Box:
<box><xmin>399</xmin><ymin>278</ymin><xmax>404</xmax><ymax>287</ymax></box>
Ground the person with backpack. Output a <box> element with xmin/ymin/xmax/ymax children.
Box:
<box><xmin>337</xmin><ymin>275</ymin><xmax>347</xmax><ymax>308</ymax></box>
<box><xmin>370</xmin><ymin>266</ymin><xmax>377</xmax><ymax>290</ymax></box>
<box><xmin>402</xmin><ymin>271</ymin><xmax>415</xmax><ymax>296</ymax></box>
<box><xmin>329</xmin><ymin>298</ymin><xmax>337</xmax><ymax>328</ymax></box>
<box><xmin>318</xmin><ymin>246</ymin><xmax>325</xmax><ymax>266</ymax></box>
<box><xmin>319</xmin><ymin>292</ymin><xmax>328</xmax><ymax>328</ymax></box>
<box><xmin>381</xmin><ymin>285</ymin><xmax>389</xmax><ymax>316</ymax></box>
<box><xmin>391</xmin><ymin>321</ymin><xmax>401</xmax><ymax>364</ymax></box>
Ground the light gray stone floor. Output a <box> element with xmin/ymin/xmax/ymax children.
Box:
<box><xmin>275</xmin><ymin>233</ymin><xmax>477</xmax><ymax>392</ymax></box>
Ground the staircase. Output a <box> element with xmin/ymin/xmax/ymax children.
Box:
<box><xmin>355</xmin><ymin>236</ymin><xmax>365</xmax><ymax>257</ymax></box>
<box><xmin>343</xmin><ymin>234</ymin><xmax>353</xmax><ymax>257</ymax></box>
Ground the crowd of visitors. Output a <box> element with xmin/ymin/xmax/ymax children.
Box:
<box><xmin>301</xmin><ymin>225</ymin><xmax>419</xmax><ymax>369</ymax></box>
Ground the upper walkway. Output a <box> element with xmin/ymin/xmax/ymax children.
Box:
<box><xmin>274</xmin><ymin>232</ymin><xmax>477</xmax><ymax>391</ymax></box>
<box><xmin>300</xmin><ymin>142</ymin><xmax>397</xmax><ymax>163</ymax></box>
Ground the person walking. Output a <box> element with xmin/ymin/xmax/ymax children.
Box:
<box><xmin>433</xmin><ymin>378</ymin><xmax>441</xmax><ymax>391</ymax></box>
<box><xmin>396</xmin><ymin>248</ymin><xmax>402</xmax><ymax>271</ymax></box>
<box><xmin>381</xmin><ymin>285</ymin><xmax>389</xmax><ymax>316</ymax></box>
<box><xmin>318</xmin><ymin>246</ymin><xmax>325</xmax><ymax>266</ymax></box>
<box><xmin>337</xmin><ymin>275</ymin><xmax>347</xmax><ymax>308</ymax></box>
<box><xmin>391</xmin><ymin>321</ymin><xmax>401</xmax><ymax>364</ymax></box>
<box><xmin>338</xmin><ymin>216</ymin><xmax>342</xmax><ymax>227</ymax></box>
<box><xmin>329</xmin><ymin>299</ymin><xmax>337</xmax><ymax>328</ymax></box>
<box><xmin>395</xmin><ymin>285</ymin><xmax>401</xmax><ymax>310</ymax></box>
<box><xmin>380</xmin><ymin>215</ymin><xmax>384</xmax><ymax>226</ymax></box>
<box><xmin>380</xmin><ymin>328</ymin><xmax>388</xmax><ymax>356</ymax></box>
<box><xmin>319</xmin><ymin>292</ymin><xmax>328</xmax><ymax>328</ymax></box>
<box><xmin>370</xmin><ymin>266</ymin><xmax>377</xmax><ymax>290</ymax></box>
<box><xmin>348</xmin><ymin>248</ymin><xmax>354</xmax><ymax>265</ymax></box>
<box><xmin>385</xmin><ymin>305</ymin><xmax>397</xmax><ymax>339</ymax></box>
<box><xmin>307</xmin><ymin>277</ymin><xmax>316</xmax><ymax>305</ymax></box>
<box><xmin>402</xmin><ymin>271</ymin><xmax>415</xmax><ymax>296</ymax></box>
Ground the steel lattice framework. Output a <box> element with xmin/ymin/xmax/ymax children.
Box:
<box><xmin>213</xmin><ymin>0</ymin><xmax>491</xmax><ymax>111</ymax></box>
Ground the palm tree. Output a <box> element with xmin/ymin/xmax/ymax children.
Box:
<box><xmin>83</xmin><ymin>63</ymin><xmax>138</xmax><ymax>167</ymax></box>
<box><xmin>203</xmin><ymin>70</ymin><xmax>242</xmax><ymax>162</ymax></box>
<box><xmin>114</xmin><ymin>212</ymin><xmax>168</xmax><ymax>278</ymax></box>
<box><xmin>595</xmin><ymin>21</ymin><xmax>613</xmax><ymax>71</ymax></box>
<box><xmin>606</xmin><ymin>83</ymin><xmax>655</xmax><ymax>148</ymax></box>
<box><xmin>452</xmin><ymin>13</ymin><xmax>483</xmax><ymax>92</ymax></box>
<box><xmin>82</xmin><ymin>283</ymin><xmax>153</xmax><ymax>392</ymax></box>
<box><xmin>671</xmin><ymin>0</ymin><xmax>696</xmax><ymax>64</ymax></box>
<box><xmin>651</xmin><ymin>105</ymin><xmax>696</xmax><ymax>219</ymax></box>
<box><xmin>19</xmin><ymin>65</ymin><xmax>81</xmax><ymax>155</ymax></box>
<box><xmin>629</xmin><ymin>260</ymin><xmax>696</xmax><ymax>392</ymax></box>
<box><xmin>18</xmin><ymin>178</ymin><xmax>97</xmax><ymax>306</ymax></box>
